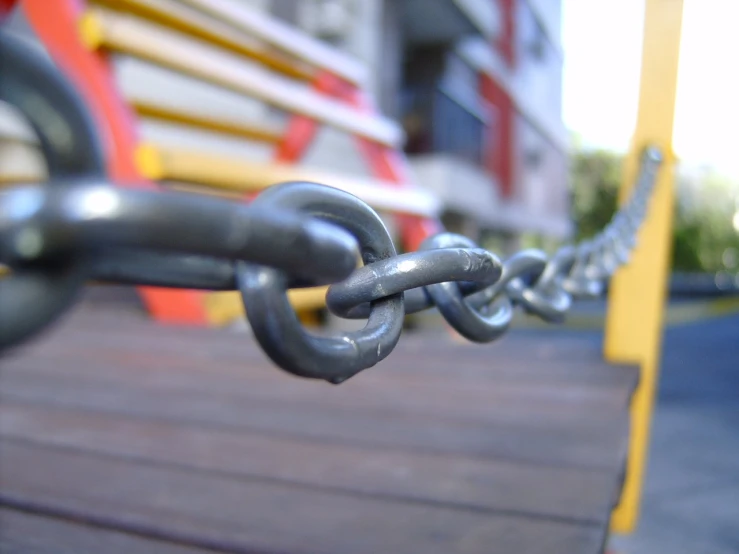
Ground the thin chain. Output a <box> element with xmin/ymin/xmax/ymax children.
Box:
<box><xmin>0</xmin><ymin>147</ymin><xmax>662</xmax><ymax>382</ymax></box>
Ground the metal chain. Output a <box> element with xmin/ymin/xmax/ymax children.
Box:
<box><xmin>0</xmin><ymin>26</ymin><xmax>664</xmax><ymax>381</ymax></box>
<box><xmin>0</xmin><ymin>147</ymin><xmax>662</xmax><ymax>382</ymax></box>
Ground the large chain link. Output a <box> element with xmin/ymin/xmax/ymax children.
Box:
<box><xmin>0</xmin><ymin>147</ymin><xmax>662</xmax><ymax>382</ymax></box>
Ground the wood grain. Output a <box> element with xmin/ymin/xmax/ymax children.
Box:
<box><xmin>0</xmin><ymin>302</ymin><xmax>634</xmax><ymax>553</ymax></box>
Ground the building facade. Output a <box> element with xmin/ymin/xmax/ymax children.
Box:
<box><xmin>278</xmin><ymin>0</ymin><xmax>572</xmax><ymax>245</ymax></box>
<box><xmin>2</xmin><ymin>0</ymin><xmax>570</xmax><ymax>248</ymax></box>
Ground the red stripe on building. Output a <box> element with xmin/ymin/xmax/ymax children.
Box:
<box><xmin>480</xmin><ymin>74</ymin><xmax>515</xmax><ymax>198</ymax></box>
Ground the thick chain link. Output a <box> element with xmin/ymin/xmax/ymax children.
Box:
<box><xmin>0</xmin><ymin>147</ymin><xmax>662</xmax><ymax>382</ymax></box>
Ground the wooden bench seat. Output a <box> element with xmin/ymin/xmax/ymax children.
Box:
<box><xmin>0</xmin><ymin>301</ymin><xmax>637</xmax><ymax>554</ymax></box>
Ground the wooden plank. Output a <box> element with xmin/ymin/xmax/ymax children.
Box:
<box><xmin>0</xmin><ymin>402</ymin><xmax>621</xmax><ymax>524</ymax></box>
<box><xmin>4</xmin><ymin>304</ymin><xmax>635</xmax><ymax>390</ymax></box>
<box><xmin>0</xmin><ymin>307</ymin><xmax>637</xmax><ymax>424</ymax></box>
<box><xmin>0</xmin><ymin>370</ymin><xmax>630</xmax><ymax>470</ymax></box>
<box><xmin>0</xmin><ymin>509</ymin><xmax>216</xmax><ymax>554</ymax></box>
<box><xmin>1</xmin><ymin>312</ymin><xmax>633</xmax><ymax>470</ymax></box>
<box><xmin>0</xmin><ymin>305</ymin><xmax>630</xmax><ymax>552</ymax></box>
<box><xmin>181</xmin><ymin>0</ymin><xmax>368</xmax><ymax>86</ymax></box>
<box><xmin>1</xmin><ymin>308</ymin><xmax>637</xmax><ymax>400</ymax></box>
<box><xmin>15</xmin><ymin>344</ymin><xmax>635</xmax><ymax>392</ymax></box>
<box><xmin>80</xmin><ymin>8</ymin><xmax>402</xmax><ymax>147</ymax></box>
<box><xmin>136</xmin><ymin>144</ymin><xmax>440</xmax><ymax>218</ymax></box>
<box><xmin>131</xmin><ymin>100</ymin><xmax>284</xmax><ymax>143</ymax></box>
<box><xmin>2</xmin><ymin>351</ymin><xmax>635</xmax><ymax>425</ymax></box>
<box><xmin>91</xmin><ymin>0</ymin><xmax>314</xmax><ymax>80</ymax></box>
<box><xmin>1</xmin><ymin>308</ymin><xmax>631</xmax><ymax>407</ymax></box>
<box><xmin>0</xmin><ymin>441</ymin><xmax>606</xmax><ymax>554</ymax></box>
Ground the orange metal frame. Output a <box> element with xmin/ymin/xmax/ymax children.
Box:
<box><xmin>21</xmin><ymin>0</ymin><xmax>441</xmax><ymax>325</ymax></box>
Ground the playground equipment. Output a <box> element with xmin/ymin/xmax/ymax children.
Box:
<box><xmin>0</xmin><ymin>11</ymin><xmax>663</xmax><ymax>380</ymax></box>
<box><xmin>0</xmin><ymin>0</ymin><xmax>684</xmax><ymax>548</ymax></box>
<box><xmin>605</xmin><ymin>0</ymin><xmax>683</xmax><ymax>532</ymax></box>
<box><xmin>12</xmin><ymin>0</ymin><xmax>442</xmax><ymax>326</ymax></box>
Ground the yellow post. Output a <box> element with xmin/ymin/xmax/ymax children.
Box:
<box><xmin>605</xmin><ymin>0</ymin><xmax>684</xmax><ymax>534</ymax></box>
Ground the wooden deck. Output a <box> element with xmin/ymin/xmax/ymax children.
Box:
<box><xmin>0</xmin><ymin>295</ymin><xmax>637</xmax><ymax>554</ymax></box>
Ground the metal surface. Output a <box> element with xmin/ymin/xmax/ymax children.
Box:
<box><xmin>1</xmin><ymin>145</ymin><xmax>662</xmax><ymax>379</ymax></box>
<box><xmin>422</xmin><ymin>233</ymin><xmax>516</xmax><ymax>343</ymax></box>
<box><xmin>0</xmin><ymin>182</ymin><xmax>360</xmax><ymax>351</ymax></box>
<box><xmin>0</xmin><ymin>182</ymin><xmax>359</xmax><ymax>284</ymax></box>
<box><xmin>237</xmin><ymin>182</ymin><xmax>405</xmax><ymax>384</ymax></box>
<box><xmin>0</xmin><ymin>31</ymin><xmax>104</xmax><ymax>178</ymax></box>
<box><xmin>0</xmin><ymin>29</ymin><xmax>103</xmax><ymax>351</ymax></box>
<box><xmin>326</xmin><ymin>238</ymin><xmax>502</xmax><ymax>319</ymax></box>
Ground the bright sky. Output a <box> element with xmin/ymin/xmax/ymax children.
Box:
<box><xmin>562</xmin><ymin>0</ymin><xmax>739</xmax><ymax>175</ymax></box>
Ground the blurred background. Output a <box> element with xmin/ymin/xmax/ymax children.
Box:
<box><xmin>4</xmin><ymin>0</ymin><xmax>738</xmax><ymax>291</ymax></box>
<box><xmin>2</xmin><ymin>1</ymin><xmax>738</xmax><ymax>553</ymax></box>
<box><xmin>564</xmin><ymin>0</ymin><xmax>739</xmax><ymax>292</ymax></box>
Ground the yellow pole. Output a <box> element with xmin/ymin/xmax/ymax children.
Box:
<box><xmin>605</xmin><ymin>0</ymin><xmax>684</xmax><ymax>534</ymax></box>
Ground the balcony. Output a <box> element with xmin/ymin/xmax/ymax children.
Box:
<box><xmin>400</xmin><ymin>66</ymin><xmax>570</xmax><ymax>238</ymax></box>
<box><xmin>403</xmin><ymin>87</ymin><xmax>488</xmax><ymax>166</ymax></box>
<box><xmin>400</xmin><ymin>0</ymin><xmax>500</xmax><ymax>46</ymax></box>
<box><xmin>401</xmin><ymin>78</ymin><xmax>504</xmax><ymax>231</ymax></box>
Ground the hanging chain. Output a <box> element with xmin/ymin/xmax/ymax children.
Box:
<box><xmin>0</xmin><ymin>147</ymin><xmax>662</xmax><ymax>382</ymax></box>
<box><xmin>0</xmin><ymin>28</ymin><xmax>663</xmax><ymax>382</ymax></box>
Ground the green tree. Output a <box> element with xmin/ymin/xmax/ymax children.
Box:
<box><xmin>672</xmin><ymin>169</ymin><xmax>739</xmax><ymax>272</ymax></box>
<box><xmin>670</xmin><ymin>210</ymin><xmax>703</xmax><ymax>271</ymax></box>
<box><xmin>569</xmin><ymin>149</ymin><xmax>739</xmax><ymax>272</ymax></box>
<box><xmin>569</xmin><ymin>149</ymin><xmax>621</xmax><ymax>241</ymax></box>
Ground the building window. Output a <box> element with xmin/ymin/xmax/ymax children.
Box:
<box><xmin>432</xmin><ymin>88</ymin><xmax>485</xmax><ymax>164</ymax></box>
<box><xmin>528</xmin><ymin>20</ymin><xmax>547</xmax><ymax>61</ymax></box>
<box><xmin>401</xmin><ymin>50</ymin><xmax>487</xmax><ymax>165</ymax></box>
